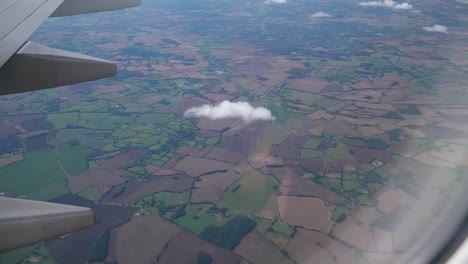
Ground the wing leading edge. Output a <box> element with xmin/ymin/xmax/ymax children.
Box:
<box><xmin>0</xmin><ymin>197</ymin><xmax>94</xmax><ymax>253</ymax></box>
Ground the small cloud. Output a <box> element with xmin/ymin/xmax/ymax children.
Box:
<box><xmin>265</xmin><ymin>0</ymin><xmax>287</xmax><ymax>4</ymax></box>
<box><xmin>423</xmin><ymin>24</ymin><xmax>448</xmax><ymax>33</ymax></box>
<box><xmin>359</xmin><ymin>0</ymin><xmax>413</xmax><ymax>10</ymax></box>
<box><xmin>184</xmin><ymin>100</ymin><xmax>275</xmax><ymax>123</ymax></box>
<box><xmin>310</xmin><ymin>11</ymin><xmax>332</xmax><ymax>18</ymax></box>
<box><xmin>456</xmin><ymin>0</ymin><xmax>468</xmax><ymax>4</ymax></box>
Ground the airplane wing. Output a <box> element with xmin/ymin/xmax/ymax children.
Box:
<box><xmin>0</xmin><ymin>0</ymin><xmax>140</xmax><ymax>252</ymax></box>
<box><xmin>0</xmin><ymin>0</ymin><xmax>140</xmax><ymax>95</ymax></box>
<box><xmin>0</xmin><ymin>197</ymin><xmax>94</xmax><ymax>253</ymax></box>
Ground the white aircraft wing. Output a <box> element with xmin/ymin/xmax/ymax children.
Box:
<box><xmin>0</xmin><ymin>0</ymin><xmax>140</xmax><ymax>252</ymax></box>
<box><xmin>0</xmin><ymin>0</ymin><xmax>140</xmax><ymax>95</ymax></box>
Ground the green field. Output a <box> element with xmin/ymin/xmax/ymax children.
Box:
<box><xmin>200</xmin><ymin>215</ymin><xmax>257</xmax><ymax>250</ymax></box>
<box><xmin>220</xmin><ymin>170</ymin><xmax>277</xmax><ymax>211</ymax></box>
<box><xmin>325</xmin><ymin>143</ymin><xmax>356</xmax><ymax>161</ymax></box>
<box><xmin>0</xmin><ymin>245</ymin><xmax>36</xmax><ymax>264</ymax></box>
<box><xmin>0</xmin><ymin>149</ymin><xmax>68</xmax><ymax>200</ymax></box>
<box><xmin>89</xmin><ymin>230</ymin><xmax>110</xmax><ymax>262</ymax></box>
<box><xmin>303</xmin><ymin>137</ymin><xmax>321</xmax><ymax>149</ymax></box>
<box><xmin>50</xmin><ymin>129</ymin><xmax>108</xmax><ymax>150</ymax></box>
<box><xmin>0</xmin><ymin>244</ymin><xmax>55</xmax><ymax>264</ymax></box>
<box><xmin>57</xmin><ymin>143</ymin><xmax>94</xmax><ymax>175</ymax></box>
<box><xmin>136</xmin><ymin>191</ymin><xmax>190</xmax><ymax>207</ymax></box>
<box><xmin>174</xmin><ymin>204</ymin><xmax>228</xmax><ymax>234</ymax></box>
<box><xmin>78</xmin><ymin>187</ymin><xmax>102</xmax><ymax>201</ymax></box>
<box><xmin>272</xmin><ymin>221</ymin><xmax>295</xmax><ymax>237</ymax></box>
<box><xmin>46</xmin><ymin>113</ymin><xmax>80</xmax><ymax>129</ymax></box>
<box><xmin>331</xmin><ymin>206</ymin><xmax>349</xmax><ymax>222</ymax></box>
<box><xmin>269</xmin><ymin>105</ymin><xmax>304</xmax><ymax>124</ymax></box>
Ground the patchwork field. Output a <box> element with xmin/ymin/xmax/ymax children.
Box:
<box><xmin>2</xmin><ymin>0</ymin><xmax>468</xmax><ymax>263</ymax></box>
<box><xmin>277</xmin><ymin>196</ymin><xmax>334</xmax><ymax>233</ymax></box>
<box><xmin>0</xmin><ymin>149</ymin><xmax>67</xmax><ymax>200</ymax></box>
<box><xmin>286</xmin><ymin>228</ymin><xmax>354</xmax><ymax>264</ymax></box>
<box><xmin>107</xmin><ymin>215</ymin><xmax>182</xmax><ymax>263</ymax></box>
<box><xmin>173</xmin><ymin>156</ymin><xmax>236</xmax><ymax>177</ymax></box>
<box><xmin>157</xmin><ymin>231</ymin><xmax>240</xmax><ymax>264</ymax></box>
<box><xmin>45</xmin><ymin>194</ymin><xmax>137</xmax><ymax>264</ymax></box>
<box><xmin>234</xmin><ymin>231</ymin><xmax>292</xmax><ymax>264</ymax></box>
<box><xmin>100</xmin><ymin>174</ymin><xmax>193</xmax><ymax>205</ymax></box>
<box><xmin>220</xmin><ymin>170</ymin><xmax>277</xmax><ymax>211</ymax></box>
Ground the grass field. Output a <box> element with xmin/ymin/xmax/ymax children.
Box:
<box><xmin>264</xmin><ymin>231</ymin><xmax>290</xmax><ymax>248</ymax></box>
<box><xmin>220</xmin><ymin>170</ymin><xmax>277</xmax><ymax>211</ymax></box>
<box><xmin>272</xmin><ymin>221</ymin><xmax>295</xmax><ymax>237</ymax></box>
<box><xmin>0</xmin><ymin>244</ymin><xmax>36</xmax><ymax>264</ymax></box>
<box><xmin>60</xmin><ymin>99</ymin><xmax>107</xmax><ymax>113</ymax></box>
<box><xmin>0</xmin><ymin>244</ymin><xmax>54</xmax><ymax>264</ymax></box>
<box><xmin>78</xmin><ymin>187</ymin><xmax>102</xmax><ymax>201</ymax></box>
<box><xmin>46</xmin><ymin>113</ymin><xmax>79</xmax><ymax>129</ymax></box>
<box><xmin>325</xmin><ymin>143</ymin><xmax>356</xmax><ymax>161</ymax></box>
<box><xmin>342</xmin><ymin>179</ymin><xmax>361</xmax><ymax>191</ymax></box>
<box><xmin>174</xmin><ymin>204</ymin><xmax>228</xmax><ymax>234</ymax></box>
<box><xmin>0</xmin><ymin>149</ymin><xmax>68</xmax><ymax>200</ymax></box>
<box><xmin>270</xmin><ymin>105</ymin><xmax>304</xmax><ymax>124</ymax></box>
<box><xmin>57</xmin><ymin>144</ymin><xmax>94</xmax><ymax>176</ymax></box>
<box><xmin>136</xmin><ymin>113</ymin><xmax>174</xmax><ymax>124</ymax></box>
<box><xmin>303</xmin><ymin>137</ymin><xmax>321</xmax><ymax>149</ymax></box>
<box><xmin>255</xmin><ymin>123</ymin><xmax>291</xmax><ymax>155</ymax></box>
<box><xmin>331</xmin><ymin>206</ymin><xmax>349</xmax><ymax>222</ymax></box>
<box><xmin>136</xmin><ymin>191</ymin><xmax>190</xmax><ymax>207</ymax></box>
<box><xmin>50</xmin><ymin>129</ymin><xmax>107</xmax><ymax>150</ymax></box>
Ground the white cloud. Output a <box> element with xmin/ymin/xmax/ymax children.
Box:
<box><xmin>310</xmin><ymin>11</ymin><xmax>332</xmax><ymax>18</ymax></box>
<box><xmin>184</xmin><ymin>100</ymin><xmax>275</xmax><ymax>123</ymax></box>
<box><xmin>265</xmin><ymin>0</ymin><xmax>287</xmax><ymax>4</ymax></box>
<box><xmin>359</xmin><ymin>0</ymin><xmax>413</xmax><ymax>10</ymax></box>
<box><xmin>423</xmin><ymin>24</ymin><xmax>448</xmax><ymax>33</ymax></box>
<box><xmin>456</xmin><ymin>0</ymin><xmax>468</xmax><ymax>4</ymax></box>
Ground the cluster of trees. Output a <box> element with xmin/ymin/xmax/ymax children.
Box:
<box><xmin>399</xmin><ymin>105</ymin><xmax>421</xmax><ymax>115</ymax></box>
<box><xmin>387</xmin><ymin>129</ymin><xmax>401</xmax><ymax>141</ymax></box>
<box><xmin>200</xmin><ymin>215</ymin><xmax>257</xmax><ymax>250</ymax></box>
<box><xmin>206</xmin><ymin>206</ymin><xmax>230</xmax><ymax>217</ymax></box>
<box><xmin>112</xmin><ymin>186</ymin><xmax>127</xmax><ymax>198</ymax></box>
<box><xmin>89</xmin><ymin>230</ymin><xmax>110</xmax><ymax>262</ymax></box>
<box><xmin>383</xmin><ymin>111</ymin><xmax>404</xmax><ymax>120</ymax></box>
<box><xmin>196</xmin><ymin>252</ymin><xmax>212</xmax><ymax>264</ymax></box>
<box><xmin>159</xmin><ymin>204</ymin><xmax>186</xmax><ymax>220</ymax></box>
<box><xmin>366</xmin><ymin>138</ymin><xmax>389</xmax><ymax>150</ymax></box>
<box><xmin>231</xmin><ymin>184</ymin><xmax>241</xmax><ymax>193</ymax></box>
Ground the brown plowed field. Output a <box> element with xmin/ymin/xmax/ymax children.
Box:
<box><xmin>68</xmin><ymin>169</ymin><xmax>132</xmax><ymax>193</ymax></box>
<box><xmin>107</xmin><ymin>215</ymin><xmax>182</xmax><ymax>264</ymax></box>
<box><xmin>278</xmin><ymin>196</ymin><xmax>334</xmax><ymax>233</ymax></box>
<box><xmin>205</xmin><ymin>147</ymin><xmax>245</xmax><ymax>164</ymax></box>
<box><xmin>235</xmin><ymin>231</ymin><xmax>292</xmax><ymax>264</ymax></box>
<box><xmin>45</xmin><ymin>194</ymin><xmax>137</xmax><ymax>264</ymax></box>
<box><xmin>286</xmin><ymin>228</ymin><xmax>353</xmax><ymax>264</ymax></box>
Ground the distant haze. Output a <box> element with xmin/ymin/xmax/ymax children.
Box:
<box><xmin>184</xmin><ymin>101</ymin><xmax>275</xmax><ymax>123</ymax></box>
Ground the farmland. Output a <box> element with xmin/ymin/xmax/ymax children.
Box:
<box><xmin>1</xmin><ymin>0</ymin><xmax>468</xmax><ymax>263</ymax></box>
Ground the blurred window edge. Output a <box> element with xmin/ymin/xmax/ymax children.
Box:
<box><xmin>398</xmin><ymin>179</ymin><xmax>468</xmax><ymax>264</ymax></box>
